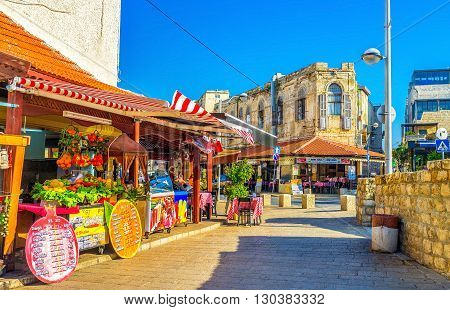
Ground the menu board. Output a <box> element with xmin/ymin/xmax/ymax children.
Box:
<box><xmin>69</xmin><ymin>206</ymin><xmax>106</xmax><ymax>251</ymax></box>
<box><xmin>109</xmin><ymin>200</ymin><xmax>142</xmax><ymax>259</ymax></box>
<box><xmin>25</xmin><ymin>211</ymin><xmax>79</xmax><ymax>283</ymax></box>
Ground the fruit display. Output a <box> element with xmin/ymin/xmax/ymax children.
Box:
<box><xmin>91</xmin><ymin>153</ymin><xmax>104</xmax><ymax>170</ymax></box>
<box><xmin>56</xmin><ymin>152</ymin><xmax>72</xmax><ymax>170</ymax></box>
<box><xmin>72</xmin><ymin>153</ymin><xmax>91</xmax><ymax>168</ymax></box>
<box><xmin>30</xmin><ymin>175</ymin><xmax>126</xmax><ymax>208</ymax></box>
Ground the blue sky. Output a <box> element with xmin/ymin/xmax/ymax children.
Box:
<box><xmin>119</xmin><ymin>0</ymin><xmax>450</xmax><ymax>146</ymax></box>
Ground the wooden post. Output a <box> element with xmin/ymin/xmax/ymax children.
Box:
<box><xmin>133</xmin><ymin>121</ymin><xmax>140</xmax><ymax>187</ymax></box>
<box><xmin>5</xmin><ymin>91</ymin><xmax>23</xmax><ymax>135</ymax></box>
<box><xmin>192</xmin><ymin>151</ymin><xmax>201</xmax><ymax>223</ymax></box>
<box><xmin>207</xmin><ymin>152</ymin><xmax>213</xmax><ymax>192</ymax></box>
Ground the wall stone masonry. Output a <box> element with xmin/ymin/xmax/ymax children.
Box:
<box><xmin>364</xmin><ymin>159</ymin><xmax>449</xmax><ymax>277</ymax></box>
<box><xmin>356</xmin><ymin>178</ymin><xmax>376</xmax><ymax>226</ymax></box>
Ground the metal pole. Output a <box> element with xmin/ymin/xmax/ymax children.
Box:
<box><xmin>272</xmin><ymin>160</ymin><xmax>277</xmax><ymax>193</ymax></box>
<box><xmin>217</xmin><ymin>99</ymin><xmax>222</xmax><ymax>200</ymax></box>
<box><xmin>367</xmin><ymin>132</ymin><xmax>370</xmax><ymax>177</ymax></box>
<box><xmin>385</xmin><ymin>0</ymin><xmax>393</xmax><ymax>174</ymax></box>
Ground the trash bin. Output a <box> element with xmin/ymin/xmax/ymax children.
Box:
<box><xmin>371</xmin><ymin>214</ymin><xmax>399</xmax><ymax>253</ymax></box>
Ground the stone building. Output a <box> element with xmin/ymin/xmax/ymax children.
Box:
<box><xmin>218</xmin><ymin>62</ymin><xmax>371</xmax><ymax>149</ymax></box>
<box><xmin>205</xmin><ymin>62</ymin><xmax>385</xmax><ymax>193</ymax></box>
<box><xmin>0</xmin><ymin>0</ymin><xmax>121</xmax><ymax>85</ymax></box>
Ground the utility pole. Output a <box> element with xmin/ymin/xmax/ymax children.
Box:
<box><xmin>384</xmin><ymin>0</ymin><xmax>393</xmax><ymax>174</ymax></box>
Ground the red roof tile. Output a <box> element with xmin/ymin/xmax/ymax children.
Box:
<box><xmin>239</xmin><ymin>136</ymin><xmax>384</xmax><ymax>159</ymax></box>
<box><xmin>0</xmin><ymin>12</ymin><xmax>127</xmax><ymax>93</ymax></box>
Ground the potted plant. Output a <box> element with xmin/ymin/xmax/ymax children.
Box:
<box><xmin>223</xmin><ymin>160</ymin><xmax>254</xmax><ymax>216</ymax></box>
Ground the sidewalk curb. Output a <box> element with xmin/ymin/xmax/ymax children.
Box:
<box><xmin>0</xmin><ymin>222</ymin><xmax>222</xmax><ymax>290</ymax></box>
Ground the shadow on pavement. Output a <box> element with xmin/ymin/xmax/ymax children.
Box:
<box><xmin>199</xmin><ymin>236</ymin><xmax>450</xmax><ymax>290</ymax></box>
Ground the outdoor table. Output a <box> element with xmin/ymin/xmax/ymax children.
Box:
<box><xmin>227</xmin><ymin>197</ymin><xmax>263</xmax><ymax>225</ymax></box>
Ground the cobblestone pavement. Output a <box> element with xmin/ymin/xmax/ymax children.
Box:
<box><xmin>22</xmin><ymin>195</ymin><xmax>449</xmax><ymax>290</ymax></box>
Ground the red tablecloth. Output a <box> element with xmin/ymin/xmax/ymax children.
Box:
<box><xmin>199</xmin><ymin>192</ymin><xmax>213</xmax><ymax>211</ymax></box>
<box><xmin>227</xmin><ymin>197</ymin><xmax>263</xmax><ymax>220</ymax></box>
<box><xmin>18</xmin><ymin>203</ymin><xmax>80</xmax><ymax>217</ymax></box>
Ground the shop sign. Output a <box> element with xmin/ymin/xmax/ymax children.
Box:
<box><xmin>291</xmin><ymin>182</ymin><xmax>303</xmax><ymax>196</ymax></box>
<box><xmin>109</xmin><ymin>199</ymin><xmax>142</xmax><ymax>259</ymax></box>
<box><xmin>296</xmin><ymin>157</ymin><xmax>350</xmax><ymax>165</ymax></box>
<box><xmin>247</xmin><ymin>159</ymin><xmax>259</xmax><ymax>165</ymax></box>
<box><xmin>25</xmin><ymin>209</ymin><xmax>79</xmax><ymax>284</ymax></box>
<box><xmin>69</xmin><ymin>206</ymin><xmax>106</xmax><ymax>251</ymax></box>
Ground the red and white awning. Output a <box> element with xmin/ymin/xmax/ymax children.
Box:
<box><xmin>170</xmin><ymin>90</ymin><xmax>255</xmax><ymax>144</ymax></box>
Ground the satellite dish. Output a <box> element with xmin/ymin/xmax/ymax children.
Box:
<box><xmin>436</xmin><ymin>127</ymin><xmax>448</xmax><ymax>140</ymax></box>
<box><xmin>376</xmin><ymin>105</ymin><xmax>396</xmax><ymax>124</ymax></box>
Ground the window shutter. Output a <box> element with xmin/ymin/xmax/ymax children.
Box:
<box><xmin>319</xmin><ymin>94</ymin><xmax>327</xmax><ymax>130</ymax></box>
<box><xmin>343</xmin><ymin>94</ymin><xmax>352</xmax><ymax>130</ymax></box>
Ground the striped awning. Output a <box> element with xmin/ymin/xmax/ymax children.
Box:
<box><xmin>10</xmin><ymin>77</ymin><xmax>216</xmax><ymax>126</ymax></box>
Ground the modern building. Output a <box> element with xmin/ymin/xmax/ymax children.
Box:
<box><xmin>197</xmin><ymin>90</ymin><xmax>229</xmax><ymax>112</ymax></box>
<box><xmin>404</xmin><ymin>69</ymin><xmax>450</xmax><ymax>131</ymax></box>
<box><xmin>402</xmin><ymin>69</ymin><xmax>450</xmax><ymax>170</ymax></box>
<box><xmin>207</xmin><ymin>62</ymin><xmax>385</xmax><ymax>193</ymax></box>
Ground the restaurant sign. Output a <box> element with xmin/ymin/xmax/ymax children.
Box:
<box><xmin>109</xmin><ymin>199</ymin><xmax>142</xmax><ymax>259</ymax></box>
<box><xmin>25</xmin><ymin>208</ymin><xmax>79</xmax><ymax>283</ymax></box>
<box><xmin>69</xmin><ymin>206</ymin><xmax>106</xmax><ymax>251</ymax></box>
<box><xmin>296</xmin><ymin>157</ymin><xmax>351</xmax><ymax>165</ymax></box>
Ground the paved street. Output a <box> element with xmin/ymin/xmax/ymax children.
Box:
<box><xmin>21</xmin><ymin>195</ymin><xmax>449</xmax><ymax>290</ymax></box>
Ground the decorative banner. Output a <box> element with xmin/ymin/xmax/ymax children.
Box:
<box><xmin>25</xmin><ymin>207</ymin><xmax>79</xmax><ymax>284</ymax></box>
<box><xmin>109</xmin><ymin>200</ymin><xmax>142</xmax><ymax>259</ymax></box>
<box><xmin>69</xmin><ymin>206</ymin><xmax>106</xmax><ymax>251</ymax></box>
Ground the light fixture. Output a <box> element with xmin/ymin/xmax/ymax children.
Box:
<box><xmin>63</xmin><ymin>111</ymin><xmax>112</xmax><ymax>125</ymax></box>
<box><xmin>361</xmin><ymin>48</ymin><xmax>383</xmax><ymax>65</ymax></box>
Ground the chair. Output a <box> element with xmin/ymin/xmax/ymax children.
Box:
<box><xmin>211</xmin><ymin>192</ymin><xmax>218</xmax><ymax>217</ymax></box>
<box><xmin>237</xmin><ymin>197</ymin><xmax>253</xmax><ymax>226</ymax></box>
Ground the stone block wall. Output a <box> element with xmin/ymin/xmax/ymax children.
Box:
<box><xmin>356</xmin><ymin>178</ymin><xmax>376</xmax><ymax>226</ymax></box>
<box><xmin>374</xmin><ymin>159</ymin><xmax>450</xmax><ymax>277</ymax></box>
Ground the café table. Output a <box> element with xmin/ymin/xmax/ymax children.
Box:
<box><xmin>227</xmin><ymin>197</ymin><xmax>263</xmax><ymax>226</ymax></box>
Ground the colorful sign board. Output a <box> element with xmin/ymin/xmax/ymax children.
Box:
<box><xmin>25</xmin><ymin>208</ymin><xmax>78</xmax><ymax>283</ymax></box>
<box><xmin>348</xmin><ymin>166</ymin><xmax>356</xmax><ymax>180</ymax></box>
<box><xmin>69</xmin><ymin>206</ymin><xmax>106</xmax><ymax>251</ymax></box>
<box><xmin>145</xmin><ymin>193</ymin><xmax>176</xmax><ymax>234</ymax></box>
<box><xmin>296</xmin><ymin>157</ymin><xmax>351</xmax><ymax>165</ymax></box>
<box><xmin>109</xmin><ymin>200</ymin><xmax>142</xmax><ymax>259</ymax></box>
<box><xmin>291</xmin><ymin>182</ymin><xmax>303</xmax><ymax>196</ymax></box>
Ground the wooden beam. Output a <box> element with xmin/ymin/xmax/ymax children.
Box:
<box><xmin>207</xmin><ymin>152</ymin><xmax>213</xmax><ymax>193</ymax></box>
<box><xmin>192</xmin><ymin>151</ymin><xmax>201</xmax><ymax>224</ymax></box>
<box><xmin>5</xmin><ymin>91</ymin><xmax>23</xmax><ymax>135</ymax></box>
<box><xmin>133</xmin><ymin>121</ymin><xmax>140</xmax><ymax>187</ymax></box>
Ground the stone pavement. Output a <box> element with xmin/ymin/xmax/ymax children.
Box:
<box><xmin>20</xmin><ymin>195</ymin><xmax>449</xmax><ymax>290</ymax></box>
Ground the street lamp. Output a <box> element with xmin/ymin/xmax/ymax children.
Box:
<box><xmin>366</xmin><ymin>122</ymin><xmax>379</xmax><ymax>177</ymax></box>
<box><xmin>361</xmin><ymin>0</ymin><xmax>393</xmax><ymax>175</ymax></box>
<box><xmin>216</xmin><ymin>92</ymin><xmax>248</xmax><ymax>201</ymax></box>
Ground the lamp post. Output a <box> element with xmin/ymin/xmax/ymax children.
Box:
<box><xmin>361</xmin><ymin>0</ymin><xmax>393</xmax><ymax>174</ymax></box>
<box><xmin>366</xmin><ymin>122</ymin><xmax>379</xmax><ymax>177</ymax></box>
<box><xmin>216</xmin><ymin>92</ymin><xmax>248</xmax><ymax>201</ymax></box>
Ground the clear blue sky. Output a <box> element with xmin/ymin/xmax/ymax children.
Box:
<box><xmin>119</xmin><ymin>0</ymin><xmax>450</xmax><ymax>146</ymax></box>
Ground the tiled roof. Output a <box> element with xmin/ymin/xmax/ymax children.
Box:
<box><xmin>0</xmin><ymin>12</ymin><xmax>126</xmax><ymax>93</ymax></box>
<box><xmin>239</xmin><ymin>136</ymin><xmax>385</xmax><ymax>159</ymax></box>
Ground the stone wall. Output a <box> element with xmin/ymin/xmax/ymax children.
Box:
<box><xmin>374</xmin><ymin>159</ymin><xmax>450</xmax><ymax>277</ymax></box>
<box><xmin>356</xmin><ymin>178</ymin><xmax>376</xmax><ymax>226</ymax></box>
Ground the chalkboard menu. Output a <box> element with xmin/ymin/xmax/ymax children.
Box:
<box><xmin>109</xmin><ymin>200</ymin><xmax>142</xmax><ymax>259</ymax></box>
<box><xmin>25</xmin><ymin>210</ymin><xmax>79</xmax><ymax>283</ymax></box>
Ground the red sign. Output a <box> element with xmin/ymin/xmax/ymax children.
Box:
<box><xmin>25</xmin><ymin>207</ymin><xmax>79</xmax><ymax>283</ymax></box>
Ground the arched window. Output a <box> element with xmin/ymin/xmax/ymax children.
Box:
<box><xmin>245</xmin><ymin>106</ymin><xmax>251</xmax><ymax>124</ymax></box>
<box><xmin>258</xmin><ymin>100</ymin><xmax>265</xmax><ymax>129</ymax></box>
<box><xmin>327</xmin><ymin>83</ymin><xmax>342</xmax><ymax>115</ymax></box>
<box><xmin>238</xmin><ymin>107</ymin><xmax>244</xmax><ymax>120</ymax></box>
<box><xmin>276</xmin><ymin>97</ymin><xmax>283</xmax><ymax>125</ymax></box>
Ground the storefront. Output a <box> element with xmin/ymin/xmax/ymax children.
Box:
<box><xmin>237</xmin><ymin>136</ymin><xmax>385</xmax><ymax>194</ymax></box>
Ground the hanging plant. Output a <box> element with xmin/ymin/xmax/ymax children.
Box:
<box><xmin>59</xmin><ymin>126</ymin><xmax>82</xmax><ymax>154</ymax></box>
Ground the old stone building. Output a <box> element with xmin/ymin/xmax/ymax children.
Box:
<box><xmin>219</xmin><ymin>62</ymin><xmax>370</xmax><ymax>148</ymax></box>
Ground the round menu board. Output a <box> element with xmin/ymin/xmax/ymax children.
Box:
<box><xmin>25</xmin><ymin>210</ymin><xmax>79</xmax><ymax>283</ymax></box>
<box><xmin>109</xmin><ymin>199</ymin><xmax>142</xmax><ymax>259</ymax></box>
